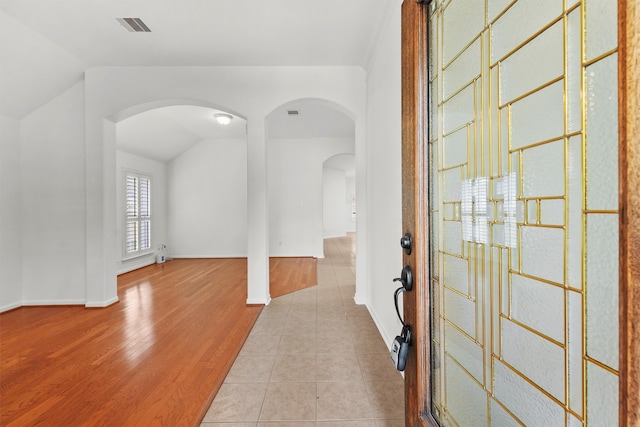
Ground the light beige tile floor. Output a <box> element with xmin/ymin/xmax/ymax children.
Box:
<box><xmin>201</xmin><ymin>234</ymin><xmax>405</xmax><ymax>427</ymax></box>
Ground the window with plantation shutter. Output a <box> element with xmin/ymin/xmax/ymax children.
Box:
<box><xmin>124</xmin><ymin>171</ymin><xmax>151</xmax><ymax>258</ymax></box>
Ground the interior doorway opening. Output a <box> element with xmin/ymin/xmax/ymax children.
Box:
<box><xmin>114</xmin><ymin>103</ymin><xmax>248</xmax><ymax>276</ymax></box>
<box><xmin>323</xmin><ymin>153</ymin><xmax>356</xmax><ymax>240</ymax></box>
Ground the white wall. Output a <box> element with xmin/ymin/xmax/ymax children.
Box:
<box><xmin>0</xmin><ymin>113</ymin><xmax>23</xmax><ymax>311</ymax></box>
<box><xmin>346</xmin><ymin>176</ymin><xmax>356</xmax><ymax>232</ymax></box>
<box><xmin>268</xmin><ymin>137</ymin><xmax>354</xmax><ymax>257</ymax></box>
<box><xmin>115</xmin><ymin>151</ymin><xmax>168</xmax><ymax>274</ymax></box>
<box><xmin>20</xmin><ymin>82</ymin><xmax>87</xmax><ymax>305</ymax></box>
<box><xmin>364</xmin><ymin>1</ymin><xmax>404</xmax><ymax>345</ymax></box>
<box><xmin>0</xmin><ymin>10</ymin><xmax>86</xmax><ymax>120</ymax></box>
<box><xmin>323</xmin><ymin>167</ymin><xmax>347</xmax><ymax>239</ymax></box>
<box><xmin>168</xmin><ymin>138</ymin><xmax>248</xmax><ymax>258</ymax></box>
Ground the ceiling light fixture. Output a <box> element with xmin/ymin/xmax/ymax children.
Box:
<box><xmin>214</xmin><ymin>113</ymin><xmax>233</xmax><ymax>125</ymax></box>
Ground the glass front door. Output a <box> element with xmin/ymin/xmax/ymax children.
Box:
<box><xmin>426</xmin><ymin>1</ymin><xmax>619</xmax><ymax>425</ymax></box>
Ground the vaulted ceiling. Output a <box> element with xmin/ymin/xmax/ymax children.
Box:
<box><xmin>1</xmin><ymin>0</ymin><xmax>387</xmax><ymax>162</ymax></box>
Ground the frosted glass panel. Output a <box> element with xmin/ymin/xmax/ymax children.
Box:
<box><xmin>501</xmin><ymin>250</ymin><xmax>510</xmax><ymax>316</ymax></box>
<box><xmin>432</xmin><ymin>340</ymin><xmax>443</xmax><ymax>408</ymax></box>
<box><xmin>488</xmin><ymin>0</ymin><xmax>513</xmax><ymax>23</ymax></box>
<box><xmin>510</xmin><ymin>81</ymin><xmax>564</xmax><ymax>150</ymax></box>
<box><xmin>500</xmin><ymin>22</ymin><xmax>564</xmax><ymax>104</ymax></box>
<box><xmin>433</xmin><ymin>281</ymin><xmax>441</xmax><ymax>338</ymax></box>
<box><xmin>444</xmin><ymin>203</ymin><xmax>455</xmax><ymax>220</ymax></box>
<box><xmin>585</xmin><ymin>0</ymin><xmax>618</xmax><ymax>61</ymax></box>
<box><xmin>568</xmin><ymin>290</ymin><xmax>584</xmax><ymax>416</ymax></box>
<box><xmin>491</xmin><ymin>78</ymin><xmax>501</xmax><ymax>174</ymax></box>
<box><xmin>526</xmin><ymin>200</ymin><xmax>537</xmax><ymax>224</ymax></box>
<box><xmin>443</xmin><ymin>39</ymin><xmax>481</xmax><ymax>99</ymax></box>
<box><xmin>443</xmin><ymin>221</ymin><xmax>462</xmax><ymax>256</ymax></box>
<box><xmin>443</xmin><ymin>126</ymin><xmax>468</xmax><ymax>168</ymax></box>
<box><xmin>443</xmin><ymin>167</ymin><xmax>462</xmax><ymax>202</ymax></box>
<box><xmin>567</xmin><ymin>8</ymin><xmax>582</xmax><ymax>133</ymax></box>
<box><xmin>522</xmin><ymin>139</ymin><xmax>565</xmax><ymax>197</ymax></box>
<box><xmin>540</xmin><ymin>199</ymin><xmax>564</xmax><ymax>226</ymax></box>
<box><xmin>446</xmin><ymin>357</ymin><xmax>488</xmax><ymax>425</ymax></box>
<box><xmin>493</xmin><ymin>360</ymin><xmax>565</xmax><ymax>426</ymax></box>
<box><xmin>566</xmin><ymin>0</ymin><xmax>580</xmax><ymax>8</ymax></box>
<box><xmin>492</xmin><ymin>248</ymin><xmax>506</xmax><ymax>354</ymax></box>
<box><xmin>443</xmin><ymin>254</ymin><xmax>469</xmax><ymax>295</ymax></box>
<box><xmin>444</xmin><ymin>323</ymin><xmax>483</xmax><ymax>382</ymax></box>
<box><xmin>444</xmin><ymin>288</ymin><xmax>477</xmax><ymax>338</ymax></box>
<box><xmin>502</xmin><ymin>320</ymin><xmax>565</xmax><ymax>401</ymax></box>
<box><xmin>586</xmin><ymin>54</ymin><xmax>619</xmax><ymax>211</ymax></box>
<box><xmin>442</xmin><ymin>0</ymin><xmax>484</xmax><ymax>64</ymax></box>
<box><xmin>520</xmin><ymin>226</ymin><xmax>564</xmax><ymax>284</ymax></box>
<box><xmin>586</xmin><ymin>214</ymin><xmax>619</xmax><ymax>369</ymax></box>
<box><xmin>567</xmin><ymin>136</ymin><xmax>583</xmax><ymax>290</ymax></box>
<box><xmin>491</xmin><ymin>0</ymin><xmax>562</xmax><ymax>63</ymax></box>
<box><xmin>490</xmin><ymin>399</ymin><xmax>520</xmax><ymax>427</ymax></box>
<box><xmin>493</xmin><ymin>223</ymin><xmax>505</xmax><ymax>245</ymax></box>
<box><xmin>511</xmin><ymin>274</ymin><xmax>564</xmax><ymax>342</ymax></box>
<box><xmin>586</xmin><ymin>362</ymin><xmax>619</xmax><ymax>426</ymax></box>
<box><xmin>569</xmin><ymin>413</ymin><xmax>583</xmax><ymax>427</ymax></box>
<box><xmin>444</xmin><ymin>84</ymin><xmax>475</xmax><ymax>134</ymax></box>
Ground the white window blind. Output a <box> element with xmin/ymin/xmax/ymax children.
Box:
<box><xmin>125</xmin><ymin>172</ymin><xmax>151</xmax><ymax>258</ymax></box>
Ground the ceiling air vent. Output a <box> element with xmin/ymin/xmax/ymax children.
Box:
<box><xmin>116</xmin><ymin>18</ymin><xmax>152</xmax><ymax>33</ymax></box>
<box><xmin>287</xmin><ymin>110</ymin><xmax>300</xmax><ymax>116</ymax></box>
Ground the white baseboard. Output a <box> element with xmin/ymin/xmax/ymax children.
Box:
<box><xmin>118</xmin><ymin>259</ymin><xmax>156</xmax><ymax>275</ymax></box>
<box><xmin>365</xmin><ymin>302</ymin><xmax>395</xmax><ymax>352</ymax></box>
<box><xmin>0</xmin><ymin>301</ymin><xmax>22</xmax><ymax>313</ymax></box>
<box><xmin>365</xmin><ymin>302</ymin><xmax>407</xmax><ymax>378</ymax></box>
<box><xmin>22</xmin><ymin>299</ymin><xmax>86</xmax><ymax>307</ymax></box>
<box><xmin>323</xmin><ymin>231</ymin><xmax>348</xmax><ymax>239</ymax></box>
<box><xmin>171</xmin><ymin>254</ymin><xmax>248</xmax><ymax>259</ymax></box>
<box><xmin>85</xmin><ymin>296</ymin><xmax>119</xmax><ymax>308</ymax></box>
<box><xmin>247</xmin><ymin>295</ymin><xmax>271</xmax><ymax>305</ymax></box>
<box><xmin>4</xmin><ymin>297</ymin><xmax>120</xmax><ymax>310</ymax></box>
<box><xmin>353</xmin><ymin>291</ymin><xmax>367</xmax><ymax>305</ymax></box>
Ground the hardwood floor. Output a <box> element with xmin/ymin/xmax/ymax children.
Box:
<box><xmin>0</xmin><ymin>259</ymin><xmax>263</xmax><ymax>427</ymax></box>
<box><xmin>269</xmin><ymin>257</ymin><xmax>317</xmax><ymax>298</ymax></box>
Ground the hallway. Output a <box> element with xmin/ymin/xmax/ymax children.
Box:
<box><xmin>201</xmin><ymin>234</ymin><xmax>404</xmax><ymax>426</ymax></box>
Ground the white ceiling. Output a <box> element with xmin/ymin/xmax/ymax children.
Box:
<box><xmin>2</xmin><ymin>0</ymin><xmax>379</xmax><ymax>167</ymax></box>
<box><xmin>116</xmin><ymin>105</ymin><xmax>247</xmax><ymax>163</ymax></box>
<box><xmin>0</xmin><ymin>0</ymin><xmax>391</xmax><ymax>67</ymax></box>
<box><xmin>267</xmin><ymin>101</ymin><xmax>355</xmax><ymax>139</ymax></box>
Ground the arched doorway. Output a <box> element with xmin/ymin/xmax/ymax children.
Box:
<box><xmin>265</xmin><ymin>99</ymin><xmax>358</xmax><ymax>298</ymax></box>
<box><xmin>114</xmin><ymin>104</ymin><xmax>248</xmax><ymax>275</ymax></box>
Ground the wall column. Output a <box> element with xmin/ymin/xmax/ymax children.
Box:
<box><xmin>354</xmin><ymin>116</ymin><xmax>368</xmax><ymax>305</ymax></box>
<box><xmin>84</xmin><ymin>113</ymin><xmax>118</xmax><ymax>307</ymax></box>
<box><xmin>246</xmin><ymin>116</ymin><xmax>270</xmax><ymax>304</ymax></box>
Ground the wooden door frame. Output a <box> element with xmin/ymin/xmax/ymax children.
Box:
<box><xmin>401</xmin><ymin>0</ymin><xmax>640</xmax><ymax>425</ymax></box>
<box><xmin>401</xmin><ymin>0</ymin><xmax>437</xmax><ymax>425</ymax></box>
<box><xmin>618</xmin><ymin>1</ymin><xmax>640</xmax><ymax>425</ymax></box>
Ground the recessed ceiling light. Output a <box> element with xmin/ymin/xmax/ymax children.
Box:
<box><xmin>214</xmin><ymin>113</ymin><xmax>233</xmax><ymax>125</ymax></box>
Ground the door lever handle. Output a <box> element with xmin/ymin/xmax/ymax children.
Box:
<box><xmin>393</xmin><ymin>264</ymin><xmax>413</xmax><ymax>291</ymax></box>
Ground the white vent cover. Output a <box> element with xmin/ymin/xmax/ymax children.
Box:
<box><xmin>117</xmin><ymin>18</ymin><xmax>151</xmax><ymax>33</ymax></box>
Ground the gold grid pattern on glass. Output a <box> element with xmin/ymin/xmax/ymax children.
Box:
<box><xmin>427</xmin><ymin>0</ymin><xmax>619</xmax><ymax>425</ymax></box>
